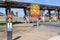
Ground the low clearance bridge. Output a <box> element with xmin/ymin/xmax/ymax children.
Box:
<box><xmin>0</xmin><ymin>1</ymin><xmax>60</xmax><ymax>19</ymax></box>
<box><xmin>0</xmin><ymin>1</ymin><xmax>60</xmax><ymax>40</ymax></box>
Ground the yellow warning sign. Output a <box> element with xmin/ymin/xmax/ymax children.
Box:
<box><xmin>8</xmin><ymin>18</ymin><xmax>12</xmax><ymax>23</ymax></box>
<box><xmin>30</xmin><ymin>4</ymin><xmax>40</xmax><ymax>18</ymax></box>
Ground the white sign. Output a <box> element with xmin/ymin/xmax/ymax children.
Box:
<box><xmin>7</xmin><ymin>23</ymin><xmax>12</xmax><ymax>31</ymax></box>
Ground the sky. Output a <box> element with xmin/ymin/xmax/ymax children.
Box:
<box><xmin>0</xmin><ymin>0</ymin><xmax>60</xmax><ymax>17</ymax></box>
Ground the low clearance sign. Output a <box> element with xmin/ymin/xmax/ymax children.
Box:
<box><xmin>30</xmin><ymin>4</ymin><xmax>40</xmax><ymax>18</ymax></box>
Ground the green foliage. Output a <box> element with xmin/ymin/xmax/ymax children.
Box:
<box><xmin>58</xmin><ymin>33</ymin><xmax>60</xmax><ymax>35</ymax></box>
<box><xmin>11</xmin><ymin>11</ymin><xmax>14</xmax><ymax>16</ymax></box>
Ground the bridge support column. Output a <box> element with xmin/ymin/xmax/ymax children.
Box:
<box><xmin>41</xmin><ymin>10</ymin><xmax>45</xmax><ymax>22</ymax></box>
<box><xmin>48</xmin><ymin>10</ymin><xmax>51</xmax><ymax>22</ymax></box>
<box><xmin>41</xmin><ymin>10</ymin><xmax>45</xmax><ymax>16</ymax></box>
<box><xmin>58</xmin><ymin>10</ymin><xmax>60</xmax><ymax>19</ymax></box>
<box><xmin>54</xmin><ymin>10</ymin><xmax>58</xmax><ymax>21</ymax></box>
<box><xmin>24</xmin><ymin>8</ymin><xmax>30</xmax><ymax>23</ymax></box>
<box><xmin>24</xmin><ymin>8</ymin><xmax>30</xmax><ymax>16</ymax></box>
<box><xmin>48</xmin><ymin>10</ymin><xmax>51</xmax><ymax>18</ymax></box>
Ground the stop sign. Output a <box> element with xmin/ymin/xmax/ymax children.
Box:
<box><xmin>7</xmin><ymin>14</ymin><xmax>13</xmax><ymax>18</ymax></box>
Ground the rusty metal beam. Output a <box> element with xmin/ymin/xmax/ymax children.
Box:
<box><xmin>0</xmin><ymin>1</ymin><xmax>60</xmax><ymax>10</ymax></box>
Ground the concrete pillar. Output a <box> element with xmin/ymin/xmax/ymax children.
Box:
<box><xmin>16</xmin><ymin>12</ymin><xmax>18</xmax><ymax>17</ymax></box>
<box><xmin>41</xmin><ymin>10</ymin><xmax>45</xmax><ymax>22</ymax></box>
<box><xmin>24</xmin><ymin>8</ymin><xmax>30</xmax><ymax>23</ymax></box>
<box><xmin>54</xmin><ymin>10</ymin><xmax>58</xmax><ymax>21</ymax></box>
<box><xmin>24</xmin><ymin>8</ymin><xmax>27</xmax><ymax>16</ymax></box>
<box><xmin>58</xmin><ymin>10</ymin><xmax>59</xmax><ymax>19</ymax></box>
<box><xmin>48</xmin><ymin>10</ymin><xmax>52</xmax><ymax>22</ymax></box>
<box><xmin>40</xmin><ymin>10</ymin><xmax>45</xmax><ymax>16</ymax></box>
<box><xmin>48</xmin><ymin>10</ymin><xmax>51</xmax><ymax>18</ymax></box>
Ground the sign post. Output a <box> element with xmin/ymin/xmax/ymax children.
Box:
<box><xmin>7</xmin><ymin>12</ymin><xmax>13</xmax><ymax>40</ymax></box>
<box><xmin>6</xmin><ymin>3</ymin><xmax>13</xmax><ymax>40</ymax></box>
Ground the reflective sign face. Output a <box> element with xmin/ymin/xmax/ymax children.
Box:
<box><xmin>7</xmin><ymin>23</ymin><xmax>12</xmax><ymax>31</ymax></box>
<box><xmin>7</xmin><ymin>18</ymin><xmax>12</xmax><ymax>23</ymax></box>
<box><xmin>30</xmin><ymin>4</ymin><xmax>40</xmax><ymax>18</ymax></box>
<box><xmin>7</xmin><ymin>14</ymin><xmax>13</xmax><ymax>18</ymax></box>
<box><xmin>7</xmin><ymin>14</ymin><xmax>13</xmax><ymax>23</ymax></box>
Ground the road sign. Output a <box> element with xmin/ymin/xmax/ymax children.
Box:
<box><xmin>7</xmin><ymin>18</ymin><xmax>12</xmax><ymax>23</ymax></box>
<box><xmin>30</xmin><ymin>4</ymin><xmax>40</xmax><ymax>18</ymax></box>
<box><xmin>7</xmin><ymin>14</ymin><xmax>13</xmax><ymax>18</ymax></box>
<box><xmin>7</xmin><ymin>14</ymin><xmax>13</xmax><ymax>40</ymax></box>
<box><xmin>7</xmin><ymin>23</ymin><xmax>12</xmax><ymax>31</ymax></box>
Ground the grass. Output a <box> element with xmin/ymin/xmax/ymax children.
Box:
<box><xmin>0</xmin><ymin>23</ymin><xmax>6</xmax><ymax>30</ymax></box>
<box><xmin>58</xmin><ymin>33</ymin><xmax>60</xmax><ymax>35</ymax></box>
<box><xmin>0</xmin><ymin>22</ymin><xmax>21</xmax><ymax>30</ymax></box>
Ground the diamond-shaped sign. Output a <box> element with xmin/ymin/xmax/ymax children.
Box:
<box><xmin>8</xmin><ymin>18</ymin><xmax>12</xmax><ymax>23</ymax></box>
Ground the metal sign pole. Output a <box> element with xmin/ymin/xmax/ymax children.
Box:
<box><xmin>6</xmin><ymin>2</ymin><xmax>12</xmax><ymax>40</ymax></box>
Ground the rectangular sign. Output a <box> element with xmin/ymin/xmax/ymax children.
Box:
<box><xmin>7</xmin><ymin>23</ymin><xmax>12</xmax><ymax>31</ymax></box>
<box><xmin>30</xmin><ymin>4</ymin><xmax>40</xmax><ymax>18</ymax></box>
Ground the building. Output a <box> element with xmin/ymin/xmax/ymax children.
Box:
<box><xmin>0</xmin><ymin>12</ymin><xmax>4</xmax><ymax>16</ymax></box>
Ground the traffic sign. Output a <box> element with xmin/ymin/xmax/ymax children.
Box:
<box><xmin>7</xmin><ymin>23</ymin><xmax>12</xmax><ymax>31</ymax></box>
<box><xmin>7</xmin><ymin>14</ymin><xmax>13</xmax><ymax>18</ymax></box>
<box><xmin>7</xmin><ymin>18</ymin><xmax>12</xmax><ymax>23</ymax></box>
<box><xmin>30</xmin><ymin>4</ymin><xmax>40</xmax><ymax>18</ymax></box>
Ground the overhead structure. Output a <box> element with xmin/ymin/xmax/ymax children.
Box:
<box><xmin>0</xmin><ymin>1</ymin><xmax>60</xmax><ymax>40</ymax></box>
<box><xmin>0</xmin><ymin>1</ymin><xmax>60</xmax><ymax>10</ymax></box>
<box><xmin>5</xmin><ymin>0</ymin><xmax>18</xmax><ymax>2</ymax></box>
<box><xmin>0</xmin><ymin>1</ymin><xmax>60</xmax><ymax>19</ymax></box>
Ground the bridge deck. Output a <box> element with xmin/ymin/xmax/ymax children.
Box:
<box><xmin>0</xmin><ymin>1</ymin><xmax>60</xmax><ymax>10</ymax></box>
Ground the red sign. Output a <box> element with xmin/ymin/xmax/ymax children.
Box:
<box><xmin>30</xmin><ymin>14</ymin><xmax>40</xmax><ymax>18</ymax></box>
<box><xmin>30</xmin><ymin>4</ymin><xmax>40</xmax><ymax>18</ymax></box>
<box><xmin>7</xmin><ymin>14</ymin><xmax>13</xmax><ymax>18</ymax></box>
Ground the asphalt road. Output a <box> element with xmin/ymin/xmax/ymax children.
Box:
<box><xmin>31</xmin><ymin>22</ymin><xmax>60</xmax><ymax>33</ymax></box>
<box><xmin>40</xmin><ymin>22</ymin><xmax>60</xmax><ymax>27</ymax></box>
<box><xmin>38</xmin><ymin>22</ymin><xmax>60</xmax><ymax>33</ymax></box>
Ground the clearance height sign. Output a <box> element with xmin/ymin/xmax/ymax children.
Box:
<box><xmin>30</xmin><ymin>4</ymin><xmax>40</xmax><ymax>18</ymax></box>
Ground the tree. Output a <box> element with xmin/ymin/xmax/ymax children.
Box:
<box><xmin>11</xmin><ymin>11</ymin><xmax>14</xmax><ymax>16</ymax></box>
<box><xmin>16</xmin><ymin>12</ymin><xmax>18</xmax><ymax>17</ymax></box>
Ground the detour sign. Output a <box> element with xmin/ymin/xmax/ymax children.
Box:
<box><xmin>30</xmin><ymin>4</ymin><xmax>40</xmax><ymax>18</ymax></box>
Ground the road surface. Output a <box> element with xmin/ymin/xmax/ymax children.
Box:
<box><xmin>40</xmin><ymin>22</ymin><xmax>60</xmax><ymax>27</ymax></box>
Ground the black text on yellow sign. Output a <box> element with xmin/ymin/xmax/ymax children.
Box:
<box><xmin>30</xmin><ymin>4</ymin><xmax>40</xmax><ymax>18</ymax></box>
<box><xmin>7</xmin><ymin>18</ymin><xmax>12</xmax><ymax>23</ymax></box>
